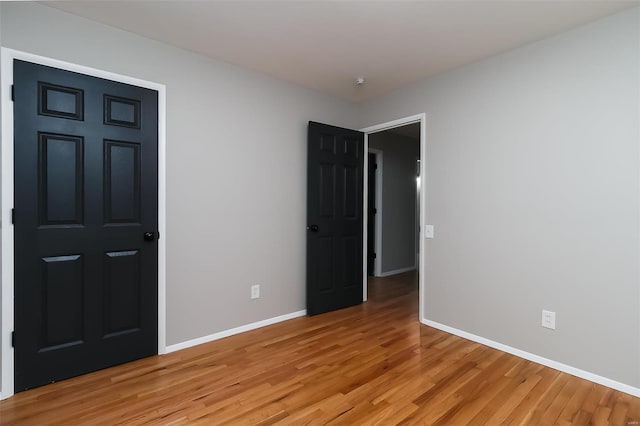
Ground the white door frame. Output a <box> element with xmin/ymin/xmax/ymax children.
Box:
<box><xmin>0</xmin><ymin>48</ymin><xmax>167</xmax><ymax>399</ymax></box>
<box><xmin>360</xmin><ymin>113</ymin><xmax>426</xmax><ymax>321</ymax></box>
<box><xmin>367</xmin><ymin>148</ymin><xmax>383</xmax><ymax>278</ymax></box>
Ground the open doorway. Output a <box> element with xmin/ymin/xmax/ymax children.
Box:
<box><xmin>367</xmin><ymin>124</ymin><xmax>420</xmax><ymax>277</ymax></box>
<box><xmin>361</xmin><ymin>114</ymin><xmax>425</xmax><ymax>320</ymax></box>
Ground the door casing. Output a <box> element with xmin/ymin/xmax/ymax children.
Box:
<box><xmin>0</xmin><ymin>48</ymin><xmax>167</xmax><ymax>399</ymax></box>
<box><xmin>360</xmin><ymin>114</ymin><xmax>426</xmax><ymax>319</ymax></box>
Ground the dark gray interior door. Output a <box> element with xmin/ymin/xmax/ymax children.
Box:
<box><xmin>13</xmin><ymin>59</ymin><xmax>159</xmax><ymax>391</ymax></box>
<box><xmin>306</xmin><ymin>121</ymin><xmax>364</xmax><ymax>316</ymax></box>
<box><xmin>367</xmin><ymin>152</ymin><xmax>376</xmax><ymax>276</ymax></box>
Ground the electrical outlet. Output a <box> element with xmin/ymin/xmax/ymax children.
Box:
<box><xmin>541</xmin><ymin>310</ymin><xmax>556</xmax><ymax>330</ymax></box>
<box><xmin>251</xmin><ymin>284</ymin><xmax>260</xmax><ymax>299</ymax></box>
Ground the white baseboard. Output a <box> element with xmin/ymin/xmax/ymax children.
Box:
<box><xmin>166</xmin><ymin>310</ymin><xmax>307</xmax><ymax>353</ymax></box>
<box><xmin>378</xmin><ymin>265</ymin><xmax>416</xmax><ymax>277</ymax></box>
<box><xmin>421</xmin><ymin>318</ymin><xmax>640</xmax><ymax>398</ymax></box>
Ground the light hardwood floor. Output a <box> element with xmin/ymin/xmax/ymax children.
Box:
<box><xmin>1</xmin><ymin>271</ymin><xmax>639</xmax><ymax>425</ymax></box>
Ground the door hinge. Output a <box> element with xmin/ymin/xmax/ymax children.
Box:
<box><xmin>373</xmin><ymin>208</ymin><xmax>377</xmax><ymax>215</ymax></box>
<box><xmin>11</xmin><ymin>208</ymin><xmax>15</xmax><ymax>225</ymax></box>
<box><xmin>157</xmin><ymin>231</ymin><xmax>160</xmax><ymax>240</ymax></box>
<box><xmin>373</xmin><ymin>253</ymin><xmax>377</xmax><ymax>259</ymax></box>
<box><xmin>374</xmin><ymin>163</ymin><xmax>378</xmax><ymax>170</ymax></box>
<box><xmin>11</xmin><ymin>85</ymin><xmax>15</xmax><ymax>102</ymax></box>
<box><xmin>11</xmin><ymin>331</ymin><xmax>15</xmax><ymax>347</ymax></box>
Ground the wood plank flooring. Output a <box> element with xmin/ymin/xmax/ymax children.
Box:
<box><xmin>1</xmin><ymin>271</ymin><xmax>639</xmax><ymax>425</ymax></box>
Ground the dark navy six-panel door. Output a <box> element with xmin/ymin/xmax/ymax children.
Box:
<box><xmin>13</xmin><ymin>60</ymin><xmax>158</xmax><ymax>391</ymax></box>
<box><xmin>307</xmin><ymin>122</ymin><xmax>364</xmax><ymax>316</ymax></box>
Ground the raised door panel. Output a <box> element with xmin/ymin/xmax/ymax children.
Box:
<box><xmin>38</xmin><ymin>133</ymin><xmax>84</xmax><ymax>227</ymax></box>
<box><xmin>38</xmin><ymin>82</ymin><xmax>84</xmax><ymax>120</ymax></box>
<box><xmin>319</xmin><ymin>164</ymin><xmax>336</xmax><ymax>218</ymax></box>
<box><xmin>39</xmin><ymin>255</ymin><xmax>85</xmax><ymax>352</ymax></box>
<box><xmin>104</xmin><ymin>95</ymin><xmax>140</xmax><ymax>128</ymax></box>
<box><xmin>320</xmin><ymin>133</ymin><xmax>336</xmax><ymax>155</ymax></box>
<box><xmin>343</xmin><ymin>165</ymin><xmax>358</xmax><ymax>219</ymax></box>
<box><xmin>341</xmin><ymin>237</ymin><xmax>358</xmax><ymax>288</ymax></box>
<box><xmin>104</xmin><ymin>140</ymin><xmax>141</xmax><ymax>224</ymax></box>
<box><xmin>317</xmin><ymin>237</ymin><xmax>334</xmax><ymax>292</ymax></box>
<box><xmin>103</xmin><ymin>250</ymin><xmax>141</xmax><ymax>338</ymax></box>
<box><xmin>344</xmin><ymin>137</ymin><xmax>360</xmax><ymax>161</ymax></box>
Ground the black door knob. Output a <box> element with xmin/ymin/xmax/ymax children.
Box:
<box><xmin>307</xmin><ymin>225</ymin><xmax>319</xmax><ymax>232</ymax></box>
<box><xmin>144</xmin><ymin>232</ymin><xmax>156</xmax><ymax>241</ymax></box>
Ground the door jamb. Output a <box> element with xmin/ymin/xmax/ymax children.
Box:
<box><xmin>360</xmin><ymin>113</ymin><xmax>426</xmax><ymax>320</ymax></box>
<box><xmin>367</xmin><ymin>148</ymin><xmax>383</xmax><ymax>278</ymax></box>
<box><xmin>0</xmin><ymin>48</ymin><xmax>168</xmax><ymax>399</ymax></box>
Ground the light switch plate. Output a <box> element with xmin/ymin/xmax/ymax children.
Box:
<box><xmin>251</xmin><ymin>284</ymin><xmax>260</xmax><ymax>299</ymax></box>
<box><xmin>425</xmin><ymin>225</ymin><xmax>434</xmax><ymax>239</ymax></box>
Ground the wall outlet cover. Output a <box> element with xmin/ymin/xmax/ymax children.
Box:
<box><xmin>541</xmin><ymin>309</ymin><xmax>556</xmax><ymax>330</ymax></box>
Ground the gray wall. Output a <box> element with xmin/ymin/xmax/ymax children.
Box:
<box><xmin>369</xmin><ymin>131</ymin><xmax>419</xmax><ymax>274</ymax></box>
<box><xmin>0</xmin><ymin>2</ymin><xmax>360</xmax><ymax>346</ymax></box>
<box><xmin>362</xmin><ymin>8</ymin><xmax>640</xmax><ymax>387</ymax></box>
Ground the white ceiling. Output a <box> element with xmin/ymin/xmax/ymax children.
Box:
<box><xmin>46</xmin><ymin>1</ymin><xmax>638</xmax><ymax>103</ymax></box>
